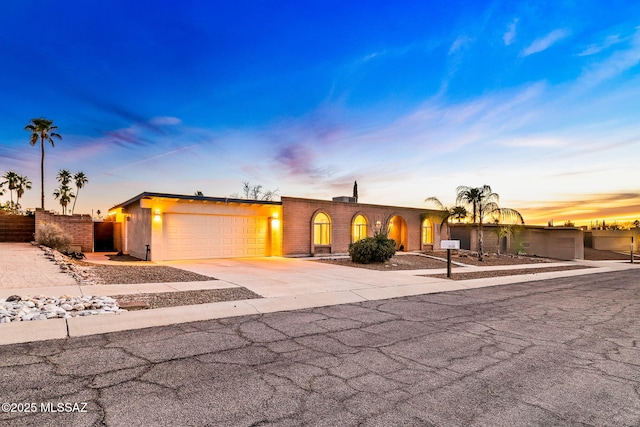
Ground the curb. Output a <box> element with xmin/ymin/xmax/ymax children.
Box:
<box><xmin>1</xmin><ymin>265</ymin><xmax>627</xmax><ymax>346</ymax></box>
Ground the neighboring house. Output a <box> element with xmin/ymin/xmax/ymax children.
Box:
<box><xmin>108</xmin><ymin>192</ymin><xmax>443</xmax><ymax>261</ymax></box>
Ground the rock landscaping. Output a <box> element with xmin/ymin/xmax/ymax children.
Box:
<box><xmin>0</xmin><ymin>245</ymin><xmax>249</xmax><ymax>322</ymax></box>
<box><xmin>0</xmin><ymin>294</ymin><xmax>126</xmax><ymax>323</ymax></box>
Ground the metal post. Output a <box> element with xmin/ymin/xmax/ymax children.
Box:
<box><xmin>447</xmin><ymin>249</ymin><xmax>452</xmax><ymax>278</ymax></box>
<box><xmin>631</xmin><ymin>237</ymin><xmax>635</xmax><ymax>264</ymax></box>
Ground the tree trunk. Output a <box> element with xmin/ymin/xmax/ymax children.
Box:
<box><xmin>40</xmin><ymin>137</ymin><xmax>45</xmax><ymax>210</ymax></box>
<box><xmin>72</xmin><ymin>189</ymin><xmax>79</xmax><ymax>215</ymax></box>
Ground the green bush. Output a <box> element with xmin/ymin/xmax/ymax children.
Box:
<box><xmin>349</xmin><ymin>234</ymin><xmax>396</xmax><ymax>264</ymax></box>
<box><xmin>35</xmin><ymin>222</ymin><xmax>71</xmax><ymax>252</ymax></box>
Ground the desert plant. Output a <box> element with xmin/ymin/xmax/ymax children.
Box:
<box><xmin>35</xmin><ymin>222</ymin><xmax>71</xmax><ymax>251</ymax></box>
<box><xmin>349</xmin><ymin>234</ymin><xmax>396</xmax><ymax>264</ymax></box>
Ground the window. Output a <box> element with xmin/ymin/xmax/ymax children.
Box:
<box><xmin>422</xmin><ymin>219</ymin><xmax>433</xmax><ymax>244</ymax></box>
<box><xmin>352</xmin><ymin>215</ymin><xmax>367</xmax><ymax>242</ymax></box>
<box><xmin>313</xmin><ymin>212</ymin><xmax>331</xmax><ymax>245</ymax></box>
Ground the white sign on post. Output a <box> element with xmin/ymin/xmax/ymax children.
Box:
<box><xmin>440</xmin><ymin>240</ymin><xmax>460</xmax><ymax>250</ymax></box>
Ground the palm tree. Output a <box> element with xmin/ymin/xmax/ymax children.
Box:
<box><xmin>451</xmin><ymin>206</ymin><xmax>468</xmax><ymax>223</ymax></box>
<box><xmin>56</xmin><ymin>169</ymin><xmax>72</xmax><ymax>186</ymax></box>
<box><xmin>53</xmin><ymin>185</ymin><xmax>75</xmax><ymax>215</ymax></box>
<box><xmin>456</xmin><ymin>185</ymin><xmax>524</xmax><ymax>261</ymax></box>
<box><xmin>25</xmin><ymin>118</ymin><xmax>61</xmax><ymax>210</ymax></box>
<box><xmin>455</xmin><ymin>186</ymin><xmax>484</xmax><ymax>223</ymax></box>
<box><xmin>15</xmin><ymin>174</ymin><xmax>32</xmax><ymax>209</ymax></box>
<box><xmin>71</xmin><ymin>171</ymin><xmax>88</xmax><ymax>214</ymax></box>
<box><xmin>1</xmin><ymin>171</ymin><xmax>19</xmax><ymax>205</ymax></box>
<box><xmin>424</xmin><ymin>197</ymin><xmax>469</xmax><ymax>239</ymax></box>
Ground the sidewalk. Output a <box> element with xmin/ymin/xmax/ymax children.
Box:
<box><xmin>1</xmin><ymin>243</ymin><xmax>637</xmax><ymax>345</ymax></box>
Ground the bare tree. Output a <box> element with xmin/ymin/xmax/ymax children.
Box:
<box><xmin>232</xmin><ymin>181</ymin><xmax>279</xmax><ymax>201</ymax></box>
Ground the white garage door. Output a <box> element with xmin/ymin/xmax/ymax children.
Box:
<box><xmin>163</xmin><ymin>214</ymin><xmax>268</xmax><ymax>260</ymax></box>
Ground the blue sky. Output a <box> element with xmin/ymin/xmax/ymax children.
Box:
<box><xmin>1</xmin><ymin>0</ymin><xmax>639</xmax><ymax>225</ymax></box>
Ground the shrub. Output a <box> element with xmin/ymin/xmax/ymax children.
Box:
<box><xmin>35</xmin><ymin>222</ymin><xmax>71</xmax><ymax>252</ymax></box>
<box><xmin>349</xmin><ymin>234</ymin><xmax>396</xmax><ymax>264</ymax></box>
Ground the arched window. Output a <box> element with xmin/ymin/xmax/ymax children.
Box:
<box><xmin>313</xmin><ymin>212</ymin><xmax>331</xmax><ymax>245</ymax></box>
<box><xmin>352</xmin><ymin>215</ymin><xmax>368</xmax><ymax>242</ymax></box>
<box><xmin>422</xmin><ymin>218</ymin><xmax>433</xmax><ymax>244</ymax></box>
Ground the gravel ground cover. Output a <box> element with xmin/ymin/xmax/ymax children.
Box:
<box><xmin>449</xmin><ymin>252</ymin><xmax>551</xmax><ymax>266</ymax></box>
<box><xmin>86</xmin><ymin>265</ymin><xmax>217</xmax><ymax>285</ymax></box>
<box><xmin>113</xmin><ymin>288</ymin><xmax>262</xmax><ymax>310</ymax></box>
<box><xmin>429</xmin><ymin>265</ymin><xmax>592</xmax><ymax>280</ymax></box>
<box><xmin>317</xmin><ymin>252</ymin><xmax>552</xmax><ymax>271</ymax></box>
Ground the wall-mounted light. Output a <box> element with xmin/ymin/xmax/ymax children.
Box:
<box><xmin>153</xmin><ymin>209</ymin><xmax>162</xmax><ymax>222</ymax></box>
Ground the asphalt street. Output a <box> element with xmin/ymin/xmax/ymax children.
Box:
<box><xmin>1</xmin><ymin>270</ymin><xmax>639</xmax><ymax>426</ymax></box>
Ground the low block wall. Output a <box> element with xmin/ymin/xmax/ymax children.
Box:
<box><xmin>35</xmin><ymin>209</ymin><xmax>94</xmax><ymax>252</ymax></box>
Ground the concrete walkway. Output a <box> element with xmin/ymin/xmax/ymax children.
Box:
<box><xmin>1</xmin><ymin>243</ymin><xmax>638</xmax><ymax>345</ymax></box>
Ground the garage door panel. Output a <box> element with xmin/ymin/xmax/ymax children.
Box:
<box><xmin>163</xmin><ymin>214</ymin><xmax>268</xmax><ymax>260</ymax></box>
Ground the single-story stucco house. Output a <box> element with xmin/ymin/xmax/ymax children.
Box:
<box><xmin>107</xmin><ymin>192</ymin><xmax>444</xmax><ymax>261</ymax></box>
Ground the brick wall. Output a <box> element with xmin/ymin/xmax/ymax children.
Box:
<box><xmin>281</xmin><ymin>197</ymin><xmax>442</xmax><ymax>256</ymax></box>
<box><xmin>0</xmin><ymin>211</ymin><xmax>35</xmax><ymax>242</ymax></box>
<box><xmin>35</xmin><ymin>209</ymin><xmax>94</xmax><ymax>252</ymax></box>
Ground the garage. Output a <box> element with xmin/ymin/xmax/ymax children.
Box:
<box><xmin>163</xmin><ymin>213</ymin><xmax>268</xmax><ymax>260</ymax></box>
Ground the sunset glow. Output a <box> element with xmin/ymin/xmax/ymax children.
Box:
<box><xmin>1</xmin><ymin>1</ymin><xmax>638</xmax><ymax>227</ymax></box>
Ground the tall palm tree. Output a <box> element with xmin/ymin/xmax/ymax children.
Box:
<box><xmin>15</xmin><ymin>174</ymin><xmax>32</xmax><ymax>209</ymax></box>
<box><xmin>455</xmin><ymin>186</ymin><xmax>484</xmax><ymax>223</ymax></box>
<box><xmin>25</xmin><ymin>118</ymin><xmax>61</xmax><ymax>210</ymax></box>
<box><xmin>456</xmin><ymin>185</ymin><xmax>524</xmax><ymax>261</ymax></box>
<box><xmin>71</xmin><ymin>171</ymin><xmax>88</xmax><ymax>214</ymax></box>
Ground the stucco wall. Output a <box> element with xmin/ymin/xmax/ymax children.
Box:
<box><xmin>124</xmin><ymin>203</ymin><xmax>152</xmax><ymax>260</ymax></box>
<box><xmin>518</xmin><ymin>228</ymin><xmax>584</xmax><ymax>260</ymax></box>
<box><xmin>588</xmin><ymin>230</ymin><xmax>640</xmax><ymax>251</ymax></box>
<box><xmin>451</xmin><ymin>224</ymin><xmax>584</xmax><ymax>260</ymax></box>
<box><xmin>115</xmin><ymin>196</ymin><xmax>283</xmax><ymax>261</ymax></box>
<box><xmin>35</xmin><ymin>209</ymin><xmax>94</xmax><ymax>252</ymax></box>
<box><xmin>281</xmin><ymin>197</ymin><xmax>441</xmax><ymax>256</ymax></box>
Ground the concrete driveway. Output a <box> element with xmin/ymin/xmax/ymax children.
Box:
<box><xmin>0</xmin><ymin>243</ymin><xmax>76</xmax><ymax>290</ymax></box>
<box><xmin>158</xmin><ymin>256</ymin><xmax>453</xmax><ymax>298</ymax></box>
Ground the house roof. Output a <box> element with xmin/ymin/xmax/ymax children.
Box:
<box><xmin>110</xmin><ymin>192</ymin><xmax>282</xmax><ymax>210</ymax></box>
